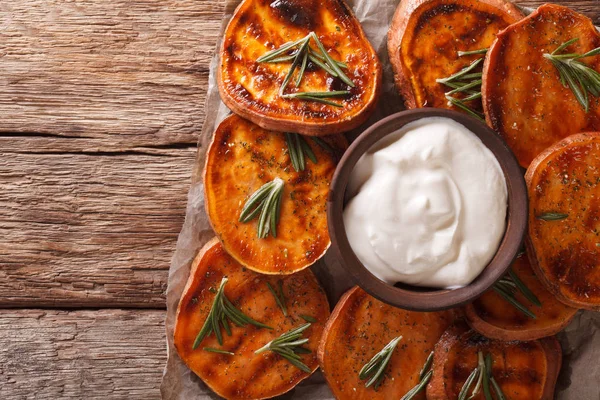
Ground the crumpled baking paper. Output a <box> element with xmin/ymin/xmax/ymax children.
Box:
<box><xmin>160</xmin><ymin>1</ymin><xmax>600</xmax><ymax>398</ymax></box>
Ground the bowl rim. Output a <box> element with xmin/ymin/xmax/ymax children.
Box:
<box><xmin>327</xmin><ymin>108</ymin><xmax>528</xmax><ymax>311</ymax></box>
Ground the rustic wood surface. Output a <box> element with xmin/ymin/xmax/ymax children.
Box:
<box><xmin>0</xmin><ymin>309</ymin><xmax>165</xmax><ymax>399</ymax></box>
<box><xmin>0</xmin><ymin>0</ymin><xmax>597</xmax><ymax>399</ymax></box>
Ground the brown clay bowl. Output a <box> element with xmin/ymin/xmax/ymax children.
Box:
<box><xmin>327</xmin><ymin>108</ymin><xmax>527</xmax><ymax>311</ymax></box>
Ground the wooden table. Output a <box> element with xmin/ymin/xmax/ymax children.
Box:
<box><xmin>0</xmin><ymin>0</ymin><xmax>597</xmax><ymax>398</ymax></box>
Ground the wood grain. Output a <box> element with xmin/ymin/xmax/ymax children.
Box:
<box><xmin>0</xmin><ymin>309</ymin><xmax>165</xmax><ymax>399</ymax></box>
<box><xmin>0</xmin><ymin>0</ymin><xmax>225</xmax><ymax>307</ymax></box>
<box><xmin>516</xmin><ymin>0</ymin><xmax>600</xmax><ymax>22</ymax></box>
<box><xmin>0</xmin><ymin>138</ymin><xmax>196</xmax><ymax>308</ymax></box>
<box><xmin>0</xmin><ymin>0</ymin><xmax>224</xmax><ymax>145</ymax></box>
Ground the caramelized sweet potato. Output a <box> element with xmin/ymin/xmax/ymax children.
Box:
<box><xmin>388</xmin><ymin>0</ymin><xmax>522</xmax><ymax>109</ymax></box>
<box><xmin>317</xmin><ymin>286</ymin><xmax>457</xmax><ymax>399</ymax></box>
<box><xmin>427</xmin><ymin>323</ymin><xmax>561</xmax><ymax>400</ymax></box>
<box><xmin>204</xmin><ymin>114</ymin><xmax>346</xmax><ymax>274</ymax></box>
<box><xmin>525</xmin><ymin>132</ymin><xmax>600</xmax><ymax>310</ymax></box>
<box><xmin>465</xmin><ymin>252</ymin><xmax>577</xmax><ymax>341</ymax></box>
<box><xmin>482</xmin><ymin>4</ymin><xmax>600</xmax><ymax>167</ymax></box>
<box><xmin>219</xmin><ymin>0</ymin><xmax>381</xmax><ymax>135</ymax></box>
<box><xmin>174</xmin><ymin>238</ymin><xmax>330</xmax><ymax>400</ymax></box>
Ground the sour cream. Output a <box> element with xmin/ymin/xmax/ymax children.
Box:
<box><xmin>343</xmin><ymin>117</ymin><xmax>507</xmax><ymax>289</ymax></box>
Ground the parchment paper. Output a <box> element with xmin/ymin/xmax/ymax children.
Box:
<box><xmin>160</xmin><ymin>1</ymin><xmax>600</xmax><ymax>398</ymax></box>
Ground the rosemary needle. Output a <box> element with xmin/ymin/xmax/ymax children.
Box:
<box><xmin>267</xmin><ymin>281</ymin><xmax>287</xmax><ymax>316</ymax></box>
<box><xmin>203</xmin><ymin>347</ymin><xmax>234</xmax><ymax>355</ymax></box>
<box><xmin>458</xmin><ymin>48</ymin><xmax>489</xmax><ymax>56</ymax></box>
<box><xmin>300</xmin><ymin>314</ymin><xmax>317</xmax><ymax>323</ymax></box>
<box><xmin>193</xmin><ymin>277</ymin><xmax>272</xmax><ymax>349</ymax></box>
<box><xmin>537</xmin><ymin>212</ymin><xmax>568</xmax><ymax>221</ymax></box>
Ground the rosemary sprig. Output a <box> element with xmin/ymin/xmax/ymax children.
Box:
<box><xmin>544</xmin><ymin>38</ymin><xmax>600</xmax><ymax>112</ymax></box>
<box><xmin>255</xmin><ymin>323</ymin><xmax>313</xmax><ymax>373</ymax></box>
<box><xmin>458</xmin><ymin>351</ymin><xmax>506</xmax><ymax>400</ymax></box>
<box><xmin>437</xmin><ymin>54</ymin><xmax>487</xmax><ymax>121</ymax></box>
<box><xmin>358</xmin><ymin>336</ymin><xmax>402</xmax><ymax>389</ymax></box>
<box><xmin>239</xmin><ymin>178</ymin><xmax>285</xmax><ymax>239</ymax></box>
<box><xmin>193</xmin><ymin>277</ymin><xmax>272</xmax><ymax>349</ymax></box>
<box><xmin>267</xmin><ymin>280</ymin><xmax>287</xmax><ymax>316</ymax></box>
<box><xmin>204</xmin><ymin>347</ymin><xmax>234</xmax><ymax>355</ymax></box>
<box><xmin>285</xmin><ymin>133</ymin><xmax>317</xmax><ymax>172</ymax></box>
<box><xmin>258</xmin><ymin>31</ymin><xmax>354</xmax><ymax>105</ymax></box>
<box><xmin>537</xmin><ymin>212</ymin><xmax>568</xmax><ymax>221</ymax></box>
<box><xmin>400</xmin><ymin>351</ymin><xmax>434</xmax><ymax>400</ymax></box>
<box><xmin>492</xmin><ymin>267</ymin><xmax>541</xmax><ymax>319</ymax></box>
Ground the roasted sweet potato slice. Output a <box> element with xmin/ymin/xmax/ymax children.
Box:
<box><xmin>388</xmin><ymin>0</ymin><xmax>522</xmax><ymax>110</ymax></box>
<box><xmin>427</xmin><ymin>323</ymin><xmax>561</xmax><ymax>400</ymax></box>
<box><xmin>204</xmin><ymin>115</ymin><xmax>347</xmax><ymax>274</ymax></box>
<box><xmin>317</xmin><ymin>286</ymin><xmax>457</xmax><ymax>399</ymax></box>
<box><xmin>465</xmin><ymin>251</ymin><xmax>577</xmax><ymax>341</ymax></box>
<box><xmin>218</xmin><ymin>0</ymin><xmax>382</xmax><ymax>135</ymax></box>
<box><xmin>204</xmin><ymin>114</ymin><xmax>346</xmax><ymax>274</ymax></box>
<box><xmin>482</xmin><ymin>4</ymin><xmax>600</xmax><ymax>167</ymax></box>
<box><xmin>525</xmin><ymin>132</ymin><xmax>600</xmax><ymax>310</ymax></box>
<box><xmin>174</xmin><ymin>238</ymin><xmax>330</xmax><ymax>400</ymax></box>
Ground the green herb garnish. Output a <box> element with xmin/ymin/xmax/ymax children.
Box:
<box><xmin>400</xmin><ymin>351</ymin><xmax>434</xmax><ymax>400</ymax></box>
<box><xmin>258</xmin><ymin>31</ymin><xmax>354</xmax><ymax>107</ymax></box>
<box><xmin>193</xmin><ymin>277</ymin><xmax>272</xmax><ymax>349</ymax></box>
<box><xmin>492</xmin><ymin>268</ymin><xmax>541</xmax><ymax>319</ymax></box>
<box><xmin>537</xmin><ymin>212</ymin><xmax>568</xmax><ymax>221</ymax></box>
<box><xmin>458</xmin><ymin>351</ymin><xmax>506</xmax><ymax>400</ymax></box>
<box><xmin>267</xmin><ymin>280</ymin><xmax>287</xmax><ymax>316</ymax></box>
<box><xmin>281</xmin><ymin>90</ymin><xmax>350</xmax><ymax>108</ymax></box>
<box><xmin>203</xmin><ymin>347</ymin><xmax>235</xmax><ymax>355</ymax></box>
<box><xmin>239</xmin><ymin>178</ymin><xmax>285</xmax><ymax>239</ymax></box>
<box><xmin>458</xmin><ymin>48</ymin><xmax>489</xmax><ymax>57</ymax></box>
<box><xmin>437</xmin><ymin>53</ymin><xmax>487</xmax><ymax>121</ymax></box>
<box><xmin>544</xmin><ymin>38</ymin><xmax>600</xmax><ymax>112</ymax></box>
<box><xmin>300</xmin><ymin>314</ymin><xmax>317</xmax><ymax>323</ymax></box>
<box><xmin>358</xmin><ymin>336</ymin><xmax>402</xmax><ymax>389</ymax></box>
<box><xmin>255</xmin><ymin>323</ymin><xmax>313</xmax><ymax>373</ymax></box>
<box><xmin>285</xmin><ymin>133</ymin><xmax>317</xmax><ymax>172</ymax></box>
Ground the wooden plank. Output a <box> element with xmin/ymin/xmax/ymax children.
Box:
<box><xmin>516</xmin><ymin>0</ymin><xmax>600</xmax><ymax>22</ymax></box>
<box><xmin>0</xmin><ymin>139</ymin><xmax>196</xmax><ymax>308</ymax></box>
<box><xmin>0</xmin><ymin>0</ymin><xmax>224</xmax><ymax>145</ymax></box>
<box><xmin>0</xmin><ymin>309</ymin><xmax>165</xmax><ymax>399</ymax></box>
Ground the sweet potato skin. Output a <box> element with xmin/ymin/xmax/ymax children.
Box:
<box><xmin>174</xmin><ymin>238</ymin><xmax>330</xmax><ymax>400</ymax></box>
<box><xmin>317</xmin><ymin>286</ymin><xmax>456</xmax><ymax>400</ymax></box>
<box><xmin>388</xmin><ymin>0</ymin><xmax>522</xmax><ymax>109</ymax></box>
<box><xmin>525</xmin><ymin>132</ymin><xmax>600</xmax><ymax>310</ymax></box>
<box><xmin>427</xmin><ymin>323</ymin><xmax>561</xmax><ymax>400</ymax></box>
<box><xmin>482</xmin><ymin>4</ymin><xmax>600</xmax><ymax>167</ymax></box>
<box><xmin>204</xmin><ymin>114</ymin><xmax>346</xmax><ymax>274</ymax></box>
<box><xmin>465</xmin><ymin>252</ymin><xmax>577</xmax><ymax>341</ymax></box>
<box><xmin>219</xmin><ymin>0</ymin><xmax>382</xmax><ymax>135</ymax></box>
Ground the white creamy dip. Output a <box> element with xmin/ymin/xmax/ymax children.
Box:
<box><xmin>343</xmin><ymin>117</ymin><xmax>507</xmax><ymax>289</ymax></box>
